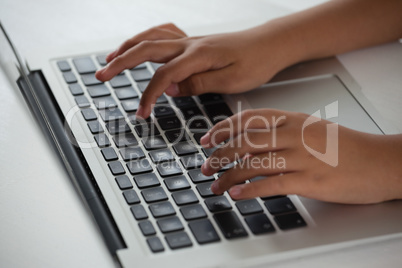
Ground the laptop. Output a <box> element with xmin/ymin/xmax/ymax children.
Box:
<box><xmin>1</xmin><ymin>15</ymin><xmax>402</xmax><ymax>268</ymax></box>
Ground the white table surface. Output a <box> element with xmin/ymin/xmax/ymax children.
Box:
<box><xmin>1</xmin><ymin>1</ymin><xmax>401</xmax><ymax>267</ymax></box>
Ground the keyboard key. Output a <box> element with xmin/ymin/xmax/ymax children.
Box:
<box><xmin>165</xmin><ymin>232</ymin><xmax>192</xmax><ymax>250</ymax></box>
<box><xmin>164</xmin><ymin>175</ymin><xmax>191</xmax><ymax>191</ymax></box>
<box><xmin>204</xmin><ymin>196</ymin><xmax>232</xmax><ymax>212</ymax></box>
<box><xmin>75</xmin><ymin>96</ymin><xmax>91</xmax><ymax>108</ymax></box>
<box><xmin>141</xmin><ymin>187</ymin><xmax>168</xmax><ymax>203</ymax></box>
<box><xmin>245</xmin><ymin>214</ymin><xmax>276</xmax><ymax>235</ymax></box>
<box><xmin>132</xmin><ymin>62</ymin><xmax>147</xmax><ymax>70</ymax></box>
<box><xmin>94</xmin><ymin>133</ymin><xmax>110</xmax><ymax>147</ymax></box>
<box><xmin>172</xmin><ymin>142</ymin><xmax>198</xmax><ymax>156</ymax></box>
<box><xmin>156</xmin><ymin>161</ymin><xmax>182</xmax><ymax>177</ymax></box>
<box><xmin>274</xmin><ymin>213</ymin><xmax>307</xmax><ymax>230</ymax></box>
<box><xmin>101</xmin><ymin>147</ymin><xmax>118</xmax><ymax>161</ymax></box>
<box><xmin>236</xmin><ymin>199</ymin><xmax>263</xmax><ymax>215</ymax></box>
<box><xmin>153</xmin><ymin>105</ymin><xmax>175</xmax><ymax>117</ymax></box>
<box><xmin>204</xmin><ymin>102</ymin><xmax>233</xmax><ymax>124</ymax></box>
<box><xmin>69</xmin><ymin>83</ymin><xmax>84</xmax><ymax>95</ymax></box>
<box><xmin>157</xmin><ymin>216</ymin><xmax>184</xmax><ymax>233</ymax></box>
<box><xmin>115</xmin><ymin>175</ymin><xmax>133</xmax><ymax>190</ymax></box>
<box><xmin>121</xmin><ymin>98</ymin><xmax>140</xmax><ymax>112</ymax></box>
<box><xmin>128</xmin><ymin>114</ymin><xmax>151</xmax><ymax>125</ymax></box>
<box><xmin>150</xmin><ymin>62</ymin><xmax>163</xmax><ymax>71</ymax></box>
<box><xmin>156</xmin><ymin>94</ymin><xmax>168</xmax><ymax>104</ymax></box>
<box><xmin>180</xmin><ymin>154</ymin><xmax>204</xmax><ymax>170</ymax></box>
<box><xmin>172</xmin><ymin>190</ymin><xmax>198</xmax><ymax>206</ymax></box>
<box><xmin>149</xmin><ymin>201</ymin><xmax>176</xmax><ymax>218</ymax></box>
<box><xmin>93</xmin><ymin>96</ymin><xmax>117</xmax><ymax>110</ymax></box>
<box><xmin>73</xmin><ymin>57</ymin><xmax>97</xmax><ymax>74</ymax></box>
<box><xmin>113</xmin><ymin>133</ymin><xmax>138</xmax><ymax>148</ymax></box>
<box><xmin>198</xmin><ymin>93</ymin><xmax>223</xmax><ymax>104</ymax></box>
<box><xmin>180</xmin><ymin>106</ymin><xmax>203</xmax><ymax>121</ymax></box>
<box><xmin>188</xmin><ymin>119</ymin><xmax>209</xmax><ymax>133</ymax></box>
<box><xmin>81</xmin><ymin>73</ymin><xmax>103</xmax><ymax>86</ymax></box>
<box><xmin>147</xmin><ymin>237</ymin><xmax>164</xmax><ymax>253</ymax></box>
<box><xmin>57</xmin><ymin>60</ymin><xmax>71</xmax><ymax>72</ymax></box>
<box><xmin>196</xmin><ymin>182</ymin><xmax>216</xmax><ymax>198</ymax></box>
<box><xmin>213</xmin><ymin>211</ymin><xmax>248</xmax><ymax>239</ymax></box>
<box><xmin>120</xmin><ymin>147</ymin><xmax>145</xmax><ymax>161</ymax></box>
<box><xmin>135</xmin><ymin>123</ymin><xmax>160</xmax><ymax>137</ymax></box>
<box><xmin>165</xmin><ymin>129</ymin><xmax>189</xmax><ymax>143</ymax></box>
<box><xmin>108</xmin><ymin>161</ymin><xmax>125</xmax><ymax>175</ymax></box>
<box><xmin>188</xmin><ymin>169</ymin><xmax>215</xmax><ymax>183</ymax></box>
<box><xmin>130</xmin><ymin>204</ymin><xmax>148</xmax><ymax>220</ymax></box>
<box><xmin>62</xmin><ymin>71</ymin><xmax>77</xmax><ymax>83</ymax></box>
<box><xmin>264</xmin><ymin>197</ymin><xmax>296</xmax><ymax>215</ymax></box>
<box><xmin>139</xmin><ymin>221</ymin><xmax>156</xmax><ymax>236</ymax></box>
<box><xmin>157</xmin><ymin>116</ymin><xmax>182</xmax><ymax>130</ymax></box>
<box><xmin>105</xmin><ymin>120</ymin><xmax>130</xmax><ymax>135</ymax></box>
<box><xmin>96</xmin><ymin>55</ymin><xmax>107</xmax><ymax>66</ymax></box>
<box><xmin>193</xmin><ymin>132</ymin><xmax>207</xmax><ymax>145</ymax></box>
<box><xmin>87</xmin><ymin>120</ymin><xmax>103</xmax><ymax>134</ymax></box>
<box><xmin>136</xmin><ymin>81</ymin><xmax>149</xmax><ymax>92</ymax></box>
<box><xmin>189</xmin><ymin>219</ymin><xmax>220</xmax><ymax>245</ymax></box>
<box><xmin>110</xmin><ymin>74</ymin><xmax>131</xmax><ymax>88</ymax></box>
<box><xmin>142</xmin><ymin>136</ymin><xmax>167</xmax><ymax>150</ymax></box>
<box><xmin>127</xmin><ymin>159</ymin><xmax>153</xmax><ymax>175</ymax></box>
<box><xmin>122</xmin><ymin>189</ymin><xmax>140</xmax><ymax>204</ymax></box>
<box><xmin>131</xmin><ymin>68</ymin><xmax>153</xmax><ymax>81</ymax></box>
<box><xmin>180</xmin><ymin>204</ymin><xmax>207</xmax><ymax>220</ymax></box>
<box><xmin>115</xmin><ymin>86</ymin><xmax>138</xmax><ymax>100</ymax></box>
<box><xmin>87</xmin><ymin>84</ymin><xmax>110</xmax><ymax>98</ymax></box>
<box><xmin>99</xmin><ymin>108</ymin><xmax>124</xmax><ymax>122</ymax></box>
<box><xmin>172</xmin><ymin>96</ymin><xmax>196</xmax><ymax>108</ymax></box>
<box><xmin>149</xmin><ymin>149</ymin><xmax>174</xmax><ymax>163</ymax></box>
<box><xmin>201</xmin><ymin>147</ymin><xmax>218</xmax><ymax>157</ymax></box>
<box><xmin>134</xmin><ymin>173</ymin><xmax>160</xmax><ymax>188</ymax></box>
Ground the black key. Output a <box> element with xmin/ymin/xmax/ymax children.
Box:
<box><xmin>99</xmin><ymin>108</ymin><xmax>124</xmax><ymax>122</ymax></box>
<box><xmin>128</xmin><ymin>114</ymin><xmax>151</xmax><ymax>125</ymax></box>
<box><xmin>204</xmin><ymin>102</ymin><xmax>233</xmax><ymax>124</ymax></box>
<box><xmin>156</xmin><ymin>94</ymin><xmax>168</xmax><ymax>104</ymax></box>
<box><xmin>213</xmin><ymin>211</ymin><xmax>248</xmax><ymax>239</ymax></box>
<box><xmin>93</xmin><ymin>96</ymin><xmax>117</xmax><ymax>110</ymax></box>
<box><xmin>245</xmin><ymin>214</ymin><xmax>276</xmax><ymax>235</ymax></box>
<box><xmin>94</xmin><ymin>133</ymin><xmax>110</xmax><ymax>147</ymax></box>
<box><xmin>149</xmin><ymin>149</ymin><xmax>174</xmax><ymax>163</ymax></box>
<box><xmin>131</xmin><ymin>68</ymin><xmax>153</xmax><ymax>81</ymax></box>
<box><xmin>157</xmin><ymin>216</ymin><xmax>184</xmax><ymax>233</ymax></box>
<box><xmin>115</xmin><ymin>86</ymin><xmax>138</xmax><ymax>100</ymax></box>
<box><xmin>180</xmin><ymin>154</ymin><xmax>204</xmax><ymax>170</ymax></box>
<box><xmin>63</xmin><ymin>71</ymin><xmax>77</xmax><ymax>83</ymax></box>
<box><xmin>165</xmin><ymin>232</ymin><xmax>192</xmax><ymax>250</ymax></box>
<box><xmin>164</xmin><ymin>175</ymin><xmax>190</xmax><ymax>191</ymax></box>
<box><xmin>88</xmin><ymin>120</ymin><xmax>103</xmax><ymax>135</ymax></box>
<box><xmin>235</xmin><ymin>199</ymin><xmax>263</xmax><ymax>215</ymax></box>
<box><xmin>172</xmin><ymin>190</ymin><xmax>199</xmax><ymax>206</ymax></box>
<box><xmin>130</xmin><ymin>204</ymin><xmax>148</xmax><ymax>220</ymax></box>
<box><xmin>201</xmin><ymin>147</ymin><xmax>218</xmax><ymax>157</ymax></box>
<box><xmin>180</xmin><ymin>204</ymin><xmax>207</xmax><ymax>220</ymax></box>
<box><xmin>115</xmin><ymin>175</ymin><xmax>133</xmax><ymax>190</ymax></box>
<box><xmin>135</xmin><ymin>123</ymin><xmax>160</xmax><ymax>137</ymax></box>
<box><xmin>139</xmin><ymin>221</ymin><xmax>156</xmax><ymax>236</ymax></box>
<box><xmin>96</xmin><ymin>55</ymin><xmax>107</xmax><ymax>66</ymax></box>
<box><xmin>101</xmin><ymin>147</ymin><xmax>118</xmax><ymax>161</ymax></box>
<box><xmin>172</xmin><ymin>142</ymin><xmax>198</xmax><ymax>156</ymax></box>
<box><xmin>81</xmin><ymin>73</ymin><xmax>103</xmax><ymax>86</ymax></box>
<box><xmin>123</xmin><ymin>190</ymin><xmax>140</xmax><ymax>204</ymax></box>
<box><xmin>188</xmin><ymin>119</ymin><xmax>209</xmax><ymax>133</ymax></box>
<box><xmin>87</xmin><ymin>84</ymin><xmax>110</xmax><ymax>98</ymax></box>
<box><xmin>189</xmin><ymin>219</ymin><xmax>220</xmax><ymax>244</ymax></box>
<box><xmin>73</xmin><ymin>57</ymin><xmax>97</xmax><ymax>74</ymax></box>
<box><xmin>57</xmin><ymin>60</ymin><xmax>71</xmax><ymax>72</ymax></box>
<box><xmin>147</xmin><ymin>237</ymin><xmax>164</xmax><ymax>253</ymax></box>
<box><xmin>153</xmin><ymin>106</ymin><xmax>175</xmax><ymax>117</ymax></box>
<box><xmin>121</xmin><ymin>98</ymin><xmax>140</xmax><ymax>112</ymax></box>
<box><xmin>274</xmin><ymin>213</ymin><xmax>307</xmax><ymax>230</ymax></box>
<box><xmin>110</xmin><ymin>74</ymin><xmax>131</xmax><ymax>88</ymax></box>
<box><xmin>196</xmin><ymin>182</ymin><xmax>216</xmax><ymax>198</ymax></box>
<box><xmin>157</xmin><ymin>116</ymin><xmax>182</xmax><ymax>130</ymax></box>
<box><xmin>142</xmin><ymin>136</ymin><xmax>167</xmax><ymax>150</ymax></box>
<box><xmin>136</xmin><ymin>81</ymin><xmax>149</xmax><ymax>92</ymax></box>
<box><xmin>198</xmin><ymin>93</ymin><xmax>223</xmax><ymax>104</ymax></box>
<box><xmin>204</xmin><ymin>196</ymin><xmax>232</xmax><ymax>212</ymax></box>
<box><xmin>172</xmin><ymin>96</ymin><xmax>196</xmax><ymax>108</ymax></box>
<box><xmin>132</xmin><ymin>62</ymin><xmax>147</xmax><ymax>70</ymax></box>
<box><xmin>165</xmin><ymin>129</ymin><xmax>189</xmax><ymax>143</ymax></box>
<box><xmin>180</xmin><ymin>106</ymin><xmax>203</xmax><ymax>121</ymax></box>
<box><xmin>188</xmin><ymin>169</ymin><xmax>215</xmax><ymax>183</ymax></box>
<box><xmin>149</xmin><ymin>201</ymin><xmax>176</xmax><ymax>218</ymax></box>
<box><xmin>108</xmin><ymin>161</ymin><xmax>125</xmax><ymax>175</ymax></box>
<box><xmin>127</xmin><ymin>159</ymin><xmax>153</xmax><ymax>175</ymax></box>
<box><xmin>142</xmin><ymin>187</ymin><xmax>168</xmax><ymax>203</ymax></box>
<box><xmin>120</xmin><ymin>147</ymin><xmax>145</xmax><ymax>161</ymax></box>
<box><xmin>69</xmin><ymin>83</ymin><xmax>84</xmax><ymax>95</ymax></box>
<box><xmin>264</xmin><ymin>197</ymin><xmax>296</xmax><ymax>215</ymax></box>
<box><xmin>193</xmin><ymin>132</ymin><xmax>207</xmax><ymax>145</ymax></box>
<box><xmin>105</xmin><ymin>120</ymin><xmax>130</xmax><ymax>135</ymax></box>
<box><xmin>134</xmin><ymin>173</ymin><xmax>160</xmax><ymax>189</ymax></box>
<box><xmin>156</xmin><ymin>161</ymin><xmax>182</xmax><ymax>177</ymax></box>
<box><xmin>75</xmin><ymin>96</ymin><xmax>91</xmax><ymax>108</ymax></box>
<box><xmin>113</xmin><ymin>133</ymin><xmax>138</xmax><ymax>148</ymax></box>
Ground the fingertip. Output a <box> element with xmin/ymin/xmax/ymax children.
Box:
<box><xmin>95</xmin><ymin>68</ymin><xmax>107</xmax><ymax>81</ymax></box>
<box><xmin>229</xmin><ymin>185</ymin><xmax>243</xmax><ymax>199</ymax></box>
<box><xmin>200</xmin><ymin>132</ymin><xmax>211</xmax><ymax>147</ymax></box>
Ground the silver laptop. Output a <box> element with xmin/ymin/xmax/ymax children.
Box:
<box><xmin>1</xmin><ymin>18</ymin><xmax>401</xmax><ymax>268</ymax></box>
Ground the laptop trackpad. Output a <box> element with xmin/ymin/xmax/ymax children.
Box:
<box><xmin>228</xmin><ymin>75</ymin><xmax>382</xmax><ymax>134</ymax></box>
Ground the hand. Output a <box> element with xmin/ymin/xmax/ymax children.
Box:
<box><xmin>96</xmin><ymin>22</ymin><xmax>301</xmax><ymax>118</ymax></box>
<box><xmin>200</xmin><ymin>109</ymin><xmax>402</xmax><ymax>204</ymax></box>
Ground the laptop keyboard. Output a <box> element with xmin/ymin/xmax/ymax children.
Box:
<box><xmin>56</xmin><ymin>55</ymin><xmax>307</xmax><ymax>253</ymax></box>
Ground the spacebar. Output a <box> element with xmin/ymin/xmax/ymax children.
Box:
<box><xmin>213</xmin><ymin>211</ymin><xmax>248</xmax><ymax>239</ymax></box>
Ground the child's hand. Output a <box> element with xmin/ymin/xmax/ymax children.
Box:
<box><xmin>96</xmin><ymin>23</ymin><xmax>300</xmax><ymax>118</ymax></box>
<box><xmin>200</xmin><ymin>109</ymin><xmax>402</xmax><ymax>204</ymax></box>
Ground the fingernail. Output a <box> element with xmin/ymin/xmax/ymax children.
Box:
<box><xmin>165</xmin><ymin>84</ymin><xmax>180</xmax><ymax>97</ymax></box>
<box><xmin>229</xmin><ymin>185</ymin><xmax>242</xmax><ymax>198</ymax></box>
<box><xmin>136</xmin><ymin>105</ymin><xmax>144</xmax><ymax>118</ymax></box>
<box><xmin>211</xmin><ymin>180</ymin><xmax>220</xmax><ymax>194</ymax></box>
<box><xmin>201</xmin><ymin>158</ymin><xmax>210</xmax><ymax>174</ymax></box>
<box><xmin>200</xmin><ymin>132</ymin><xmax>210</xmax><ymax>147</ymax></box>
